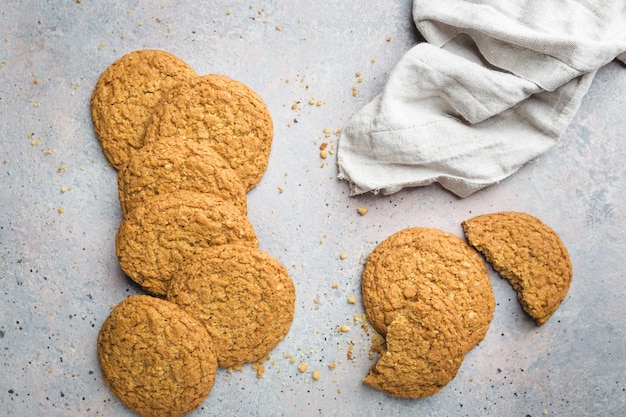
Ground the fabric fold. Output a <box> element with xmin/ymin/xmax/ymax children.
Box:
<box><xmin>337</xmin><ymin>0</ymin><xmax>626</xmax><ymax>198</ymax></box>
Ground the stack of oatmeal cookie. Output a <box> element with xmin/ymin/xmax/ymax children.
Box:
<box><xmin>91</xmin><ymin>50</ymin><xmax>295</xmax><ymax>417</ymax></box>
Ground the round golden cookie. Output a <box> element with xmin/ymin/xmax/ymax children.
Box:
<box><xmin>362</xmin><ymin>227</ymin><xmax>494</xmax><ymax>353</ymax></box>
<box><xmin>117</xmin><ymin>137</ymin><xmax>248</xmax><ymax>217</ymax></box>
<box><xmin>142</xmin><ymin>74</ymin><xmax>274</xmax><ymax>191</ymax></box>
<box><xmin>97</xmin><ymin>295</ymin><xmax>217</xmax><ymax>417</ymax></box>
<box><xmin>363</xmin><ymin>284</ymin><xmax>464</xmax><ymax>398</ymax></box>
<box><xmin>90</xmin><ymin>49</ymin><xmax>197</xmax><ymax>169</ymax></box>
<box><xmin>167</xmin><ymin>244</ymin><xmax>296</xmax><ymax>368</ymax></box>
<box><xmin>116</xmin><ymin>190</ymin><xmax>258</xmax><ymax>297</ymax></box>
<box><xmin>461</xmin><ymin>211</ymin><xmax>572</xmax><ymax>325</ymax></box>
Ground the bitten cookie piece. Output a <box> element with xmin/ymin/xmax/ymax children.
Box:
<box><xmin>116</xmin><ymin>191</ymin><xmax>258</xmax><ymax>296</ymax></box>
<box><xmin>167</xmin><ymin>244</ymin><xmax>295</xmax><ymax>368</ymax></box>
<box><xmin>143</xmin><ymin>74</ymin><xmax>274</xmax><ymax>191</ymax></box>
<box><xmin>90</xmin><ymin>50</ymin><xmax>196</xmax><ymax>169</ymax></box>
<box><xmin>97</xmin><ymin>295</ymin><xmax>217</xmax><ymax>417</ymax></box>
<box><xmin>363</xmin><ymin>284</ymin><xmax>464</xmax><ymax>398</ymax></box>
<box><xmin>118</xmin><ymin>137</ymin><xmax>248</xmax><ymax>217</ymax></box>
<box><xmin>462</xmin><ymin>211</ymin><xmax>572</xmax><ymax>325</ymax></box>
<box><xmin>362</xmin><ymin>227</ymin><xmax>494</xmax><ymax>353</ymax></box>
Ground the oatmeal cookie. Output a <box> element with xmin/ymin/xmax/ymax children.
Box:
<box><xmin>143</xmin><ymin>74</ymin><xmax>274</xmax><ymax>191</ymax></box>
<box><xmin>362</xmin><ymin>227</ymin><xmax>494</xmax><ymax>353</ymax></box>
<box><xmin>167</xmin><ymin>244</ymin><xmax>295</xmax><ymax>368</ymax></box>
<box><xmin>90</xmin><ymin>50</ymin><xmax>196</xmax><ymax>169</ymax></box>
<box><xmin>116</xmin><ymin>191</ymin><xmax>258</xmax><ymax>296</ymax></box>
<box><xmin>118</xmin><ymin>137</ymin><xmax>247</xmax><ymax>217</ymax></box>
<box><xmin>462</xmin><ymin>211</ymin><xmax>572</xmax><ymax>325</ymax></box>
<box><xmin>97</xmin><ymin>295</ymin><xmax>217</xmax><ymax>417</ymax></box>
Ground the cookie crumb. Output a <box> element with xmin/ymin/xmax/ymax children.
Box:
<box><xmin>328</xmin><ymin>362</ymin><xmax>336</xmax><ymax>370</ymax></box>
<box><xmin>347</xmin><ymin>341</ymin><xmax>354</xmax><ymax>360</ymax></box>
<box><xmin>57</xmin><ymin>207</ymin><xmax>64</xmax><ymax>214</ymax></box>
<box><xmin>320</xmin><ymin>150</ymin><xmax>328</xmax><ymax>159</ymax></box>
<box><xmin>339</xmin><ymin>253</ymin><xmax>347</xmax><ymax>260</ymax></box>
<box><xmin>357</xmin><ymin>206</ymin><xmax>368</xmax><ymax>216</ymax></box>
<box><xmin>337</xmin><ymin>325</ymin><xmax>350</xmax><ymax>333</ymax></box>
<box><xmin>298</xmin><ymin>363</ymin><xmax>308</xmax><ymax>373</ymax></box>
<box><xmin>278</xmin><ymin>186</ymin><xmax>284</xmax><ymax>194</ymax></box>
<box><xmin>347</xmin><ymin>296</ymin><xmax>356</xmax><ymax>304</ymax></box>
<box><xmin>312</xmin><ymin>370</ymin><xmax>320</xmax><ymax>380</ymax></box>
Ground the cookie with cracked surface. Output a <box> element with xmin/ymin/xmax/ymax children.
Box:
<box><xmin>118</xmin><ymin>137</ymin><xmax>247</xmax><ymax>217</ymax></box>
<box><xmin>363</xmin><ymin>284</ymin><xmax>464</xmax><ymax>398</ymax></box>
<box><xmin>462</xmin><ymin>211</ymin><xmax>572</xmax><ymax>325</ymax></box>
<box><xmin>143</xmin><ymin>74</ymin><xmax>274</xmax><ymax>191</ymax></box>
<box><xmin>361</xmin><ymin>227</ymin><xmax>494</xmax><ymax>353</ymax></box>
<box><xmin>97</xmin><ymin>295</ymin><xmax>217</xmax><ymax>417</ymax></box>
<box><xmin>116</xmin><ymin>190</ymin><xmax>258</xmax><ymax>296</ymax></box>
<box><xmin>167</xmin><ymin>244</ymin><xmax>295</xmax><ymax>368</ymax></box>
<box><xmin>90</xmin><ymin>49</ymin><xmax>197</xmax><ymax>169</ymax></box>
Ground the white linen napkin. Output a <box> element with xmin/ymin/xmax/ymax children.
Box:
<box><xmin>337</xmin><ymin>0</ymin><xmax>626</xmax><ymax>198</ymax></box>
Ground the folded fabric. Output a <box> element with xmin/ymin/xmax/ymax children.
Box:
<box><xmin>337</xmin><ymin>0</ymin><xmax>626</xmax><ymax>198</ymax></box>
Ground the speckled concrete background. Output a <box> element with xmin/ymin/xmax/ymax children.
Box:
<box><xmin>1</xmin><ymin>1</ymin><xmax>624</xmax><ymax>416</ymax></box>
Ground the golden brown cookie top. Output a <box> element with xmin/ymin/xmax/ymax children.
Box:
<box><xmin>143</xmin><ymin>74</ymin><xmax>274</xmax><ymax>191</ymax></box>
<box><xmin>90</xmin><ymin>50</ymin><xmax>197</xmax><ymax>169</ymax></box>
<box><xmin>462</xmin><ymin>211</ymin><xmax>572</xmax><ymax>325</ymax></box>
<box><xmin>362</xmin><ymin>227</ymin><xmax>494</xmax><ymax>353</ymax></box>
<box><xmin>362</xmin><ymin>284</ymin><xmax>464</xmax><ymax>398</ymax></box>
<box><xmin>97</xmin><ymin>295</ymin><xmax>217</xmax><ymax>417</ymax></box>
<box><xmin>167</xmin><ymin>244</ymin><xmax>295</xmax><ymax>368</ymax></box>
<box><xmin>117</xmin><ymin>137</ymin><xmax>248</xmax><ymax>217</ymax></box>
<box><xmin>116</xmin><ymin>190</ymin><xmax>258</xmax><ymax>296</ymax></box>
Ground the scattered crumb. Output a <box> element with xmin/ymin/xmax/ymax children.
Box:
<box><xmin>319</xmin><ymin>142</ymin><xmax>328</xmax><ymax>150</ymax></box>
<box><xmin>278</xmin><ymin>186</ymin><xmax>284</xmax><ymax>194</ymax></box>
<box><xmin>347</xmin><ymin>296</ymin><xmax>356</xmax><ymax>304</ymax></box>
<box><xmin>371</xmin><ymin>58</ymin><xmax>376</xmax><ymax>64</ymax></box>
<box><xmin>275</xmin><ymin>25</ymin><xmax>281</xmax><ymax>31</ymax></box>
<box><xmin>337</xmin><ymin>325</ymin><xmax>350</xmax><ymax>333</ymax></box>
<box><xmin>57</xmin><ymin>207</ymin><xmax>64</xmax><ymax>214</ymax></box>
<box><xmin>313</xmin><ymin>298</ymin><xmax>319</xmax><ymax>304</ymax></box>
<box><xmin>226</xmin><ymin>9</ymin><xmax>232</xmax><ymax>15</ymax></box>
<box><xmin>251</xmin><ymin>362</ymin><xmax>266</xmax><ymax>379</ymax></box>
<box><xmin>33</xmin><ymin>78</ymin><xmax>39</xmax><ymax>85</ymax></box>
<box><xmin>328</xmin><ymin>362</ymin><xmax>336</xmax><ymax>370</ymax></box>
<box><xmin>320</xmin><ymin>150</ymin><xmax>328</xmax><ymax>159</ymax></box>
<box><xmin>347</xmin><ymin>341</ymin><xmax>354</xmax><ymax>360</ymax></box>
<box><xmin>357</xmin><ymin>206</ymin><xmax>368</xmax><ymax>216</ymax></box>
<box><xmin>331</xmin><ymin>283</ymin><xmax>339</xmax><ymax>289</ymax></box>
<box><xmin>339</xmin><ymin>253</ymin><xmax>347</xmax><ymax>260</ymax></box>
<box><xmin>312</xmin><ymin>370</ymin><xmax>320</xmax><ymax>380</ymax></box>
<box><xmin>298</xmin><ymin>363</ymin><xmax>308</xmax><ymax>373</ymax></box>
<box><xmin>386</xmin><ymin>36</ymin><xmax>392</xmax><ymax>42</ymax></box>
<box><xmin>352</xmin><ymin>86</ymin><xmax>358</xmax><ymax>97</ymax></box>
<box><xmin>57</xmin><ymin>165</ymin><xmax>67</xmax><ymax>173</ymax></box>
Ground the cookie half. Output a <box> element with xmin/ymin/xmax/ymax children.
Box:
<box><xmin>462</xmin><ymin>211</ymin><xmax>572</xmax><ymax>325</ymax></box>
<box><xmin>97</xmin><ymin>295</ymin><xmax>217</xmax><ymax>417</ymax></box>
<box><xmin>167</xmin><ymin>244</ymin><xmax>295</xmax><ymax>368</ymax></box>
<box><xmin>118</xmin><ymin>137</ymin><xmax>247</xmax><ymax>217</ymax></box>
<box><xmin>143</xmin><ymin>74</ymin><xmax>274</xmax><ymax>191</ymax></box>
<box><xmin>90</xmin><ymin>50</ymin><xmax>197</xmax><ymax>169</ymax></box>
<box><xmin>362</xmin><ymin>227</ymin><xmax>494</xmax><ymax>353</ymax></box>
<box><xmin>116</xmin><ymin>191</ymin><xmax>258</xmax><ymax>296</ymax></box>
<box><xmin>363</xmin><ymin>284</ymin><xmax>464</xmax><ymax>398</ymax></box>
